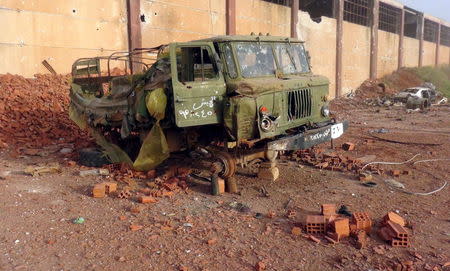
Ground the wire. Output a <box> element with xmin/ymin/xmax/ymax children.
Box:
<box><xmin>413</xmin><ymin>158</ymin><xmax>450</xmax><ymax>165</ymax></box>
<box><xmin>361</xmin><ymin>154</ymin><xmax>420</xmax><ymax>171</ymax></box>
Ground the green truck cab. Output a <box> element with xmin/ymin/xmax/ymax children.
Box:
<box><xmin>70</xmin><ymin>35</ymin><xmax>347</xmax><ymax>177</ymax></box>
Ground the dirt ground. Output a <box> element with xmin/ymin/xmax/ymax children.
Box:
<box><xmin>1</xmin><ymin>78</ymin><xmax>450</xmax><ymax>271</ymax></box>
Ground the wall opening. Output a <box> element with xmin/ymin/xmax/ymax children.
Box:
<box><xmin>404</xmin><ymin>8</ymin><xmax>420</xmax><ymax>39</ymax></box>
<box><xmin>379</xmin><ymin>2</ymin><xmax>401</xmax><ymax>34</ymax></box>
<box><xmin>261</xmin><ymin>0</ymin><xmax>291</xmax><ymax>7</ymax></box>
<box><xmin>299</xmin><ymin>0</ymin><xmax>334</xmax><ymax>23</ymax></box>
<box><xmin>343</xmin><ymin>0</ymin><xmax>370</xmax><ymax>27</ymax></box>
<box><xmin>424</xmin><ymin>19</ymin><xmax>438</xmax><ymax>43</ymax></box>
<box><xmin>440</xmin><ymin>25</ymin><xmax>450</xmax><ymax>47</ymax></box>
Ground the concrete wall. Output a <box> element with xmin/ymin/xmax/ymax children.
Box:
<box><xmin>439</xmin><ymin>46</ymin><xmax>450</xmax><ymax>65</ymax></box>
<box><xmin>0</xmin><ymin>0</ymin><xmax>128</xmax><ymax>77</ymax></box>
<box><xmin>341</xmin><ymin>21</ymin><xmax>371</xmax><ymax>93</ymax></box>
<box><xmin>377</xmin><ymin>30</ymin><xmax>400</xmax><ymax>77</ymax></box>
<box><xmin>236</xmin><ymin>0</ymin><xmax>290</xmax><ymax>36</ymax></box>
<box><xmin>298</xmin><ymin>11</ymin><xmax>337</xmax><ymax>97</ymax></box>
<box><xmin>140</xmin><ymin>0</ymin><xmax>226</xmax><ymax>48</ymax></box>
<box><xmin>422</xmin><ymin>41</ymin><xmax>437</xmax><ymax>67</ymax></box>
<box><xmin>403</xmin><ymin>37</ymin><xmax>420</xmax><ymax>67</ymax></box>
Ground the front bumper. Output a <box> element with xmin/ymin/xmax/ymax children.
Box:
<box><xmin>267</xmin><ymin>121</ymin><xmax>349</xmax><ymax>151</ymax></box>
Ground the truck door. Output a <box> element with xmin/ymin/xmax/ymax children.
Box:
<box><xmin>170</xmin><ymin>42</ymin><xmax>226</xmax><ymax>127</ymax></box>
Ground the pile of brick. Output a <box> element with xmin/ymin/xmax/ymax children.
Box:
<box><xmin>0</xmin><ymin>73</ymin><xmax>88</xmax><ymax>150</ymax></box>
<box><xmin>288</xmin><ymin>148</ymin><xmax>382</xmax><ymax>175</ymax></box>
<box><xmin>298</xmin><ymin>205</ymin><xmax>412</xmax><ymax>249</ymax></box>
<box><xmin>93</xmin><ymin>163</ymin><xmax>191</xmax><ymax>200</ymax></box>
<box><xmin>378</xmin><ymin>212</ymin><xmax>411</xmax><ymax>247</ymax></box>
<box><xmin>302</xmin><ymin>204</ymin><xmax>372</xmax><ymax>248</ymax></box>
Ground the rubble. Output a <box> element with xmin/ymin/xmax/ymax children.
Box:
<box><xmin>0</xmin><ymin>74</ymin><xmax>89</xmax><ymax>150</ymax></box>
<box><xmin>378</xmin><ymin>212</ymin><xmax>411</xmax><ymax>247</ymax></box>
<box><xmin>342</xmin><ymin>142</ymin><xmax>355</xmax><ymax>151</ymax></box>
<box><xmin>257</xmin><ymin>162</ymin><xmax>280</xmax><ymax>181</ymax></box>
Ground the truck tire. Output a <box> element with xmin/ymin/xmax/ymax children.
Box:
<box><xmin>214</xmin><ymin>151</ymin><xmax>237</xmax><ymax>178</ymax></box>
<box><xmin>78</xmin><ymin>148</ymin><xmax>112</xmax><ymax>167</ymax></box>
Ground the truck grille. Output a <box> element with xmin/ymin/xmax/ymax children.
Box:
<box><xmin>287</xmin><ymin>88</ymin><xmax>312</xmax><ymax>121</ymax></box>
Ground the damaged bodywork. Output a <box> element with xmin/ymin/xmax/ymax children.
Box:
<box><xmin>69</xmin><ymin>35</ymin><xmax>348</xmax><ymax>176</ymax></box>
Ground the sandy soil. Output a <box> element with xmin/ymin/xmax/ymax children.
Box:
<box><xmin>1</xmin><ymin>101</ymin><xmax>449</xmax><ymax>271</ymax></box>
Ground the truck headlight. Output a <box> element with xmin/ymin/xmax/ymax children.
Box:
<box><xmin>260</xmin><ymin>115</ymin><xmax>273</xmax><ymax>132</ymax></box>
<box><xmin>321</xmin><ymin>105</ymin><xmax>330</xmax><ymax>117</ymax></box>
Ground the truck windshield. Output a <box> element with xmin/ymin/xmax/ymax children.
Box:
<box><xmin>274</xmin><ymin>43</ymin><xmax>310</xmax><ymax>74</ymax></box>
<box><xmin>235</xmin><ymin>43</ymin><xmax>276</xmax><ymax>77</ymax></box>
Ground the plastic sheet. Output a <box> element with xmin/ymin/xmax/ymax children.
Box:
<box><xmin>133</xmin><ymin>88</ymin><xmax>169</xmax><ymax>171</ymax></box>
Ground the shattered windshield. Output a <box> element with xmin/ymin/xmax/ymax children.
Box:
<box><xmin>235</xmin><ymin>43</ymin><xmax>276</xmax><ymax>77</ymax></box>
<box><xmin>274</xmin><ymin>43</ymin><xmax>310</xmax><ymax>74</ymax></box>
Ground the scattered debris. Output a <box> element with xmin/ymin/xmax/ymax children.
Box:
<box><xmin>72</xmin><ymin>217</ymin><xmax>85</xmax><ymax>224</ymax></box>
<box><xmin>79</xmin><ymin>169</ymin><xmax>110</xmax><ymax>177</ymax></box>
<box><xmin>229</xmin><ymin>202</ymin><xmax>251</xmax><ymax>213</ymax></box>
<box><xmin>24</xmin><ymin>163</ymin><xmax>61</xmax><ymax>177</ymax></box>
<box><xmin>139</xmin><ymin>196</ymin><xmax>157</xmax><ymax>204</ymax></box>
<box><xmin>130</xmin><ymin>224</ymin><xmax>143</xmax><ymax>231</ymax></box>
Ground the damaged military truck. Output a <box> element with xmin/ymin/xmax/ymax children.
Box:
<box><xmin>69</xmin><ymin>35</ymin><xmax>348</xmax><ymax>177</ymax></box>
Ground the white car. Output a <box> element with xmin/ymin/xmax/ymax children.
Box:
<box><xmin>394</xmin><ymin>87</ymin><xmax>437</xmax><ymax>103</ymax></box>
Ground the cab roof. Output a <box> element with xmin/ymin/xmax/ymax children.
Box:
<box><xmin>193</xmin><ymin>35</ymin><xmax>304</xmax><ymax>43</ymax></box>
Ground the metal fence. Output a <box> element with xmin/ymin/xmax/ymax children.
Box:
<box><xmin>379</xmin><ymin>2</ymin><xmax>401</xmax><ymax>34</ymax></box>
<box><xmin>424</xmin><ymin>19</ymin><xmax>439</xmax><ymax>42</ymax></box>
<box><xmin>343</xmin><ymin>0</ymin><xmax>370</xmax><ymax>27</ymax></box>
<box><xmin>440</xmin><ymin>25</ymin><xmax>450</xmax><ymax>46</ymax></box>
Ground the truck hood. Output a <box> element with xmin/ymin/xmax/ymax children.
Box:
<box><xmin>227</xmin><ymin>74</ymin><xmax>329</xmax><ymax>96</ymax></box>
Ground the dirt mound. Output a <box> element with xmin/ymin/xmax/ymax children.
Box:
<box><xmin>0</xmin><ymin>73</ymin><xmax>88</xmax><ymax>150</ymax></box>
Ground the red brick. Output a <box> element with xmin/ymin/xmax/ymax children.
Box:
<box><xmin>342</xmin><ymin>142</ymin><xmax>355</xmax><ymax>151</ymax></box>
<box><xmin>103</xmin><ymin>182</ymin><xmax>117</xmax><ymax>194</ymax></box>
<box><xmin>383</xmin><ymin>212</ymin><xmax>406</xmax><ymax>227</ymax></box>
<box><xmin>92</xmin><ymin>183</ymin><xmax>106</xmax><ymax>198</ymax></box>
<box><xmin>305</xmin><ymin>215</ymin><xmax>326</xmax><ymax>234</ymax></box>
<box><xmin>218</xmin><ymin>178</ymin><xmax>225</xmax><ymax>194</ymax></box>
<box><xmin>130</xmin><ymin>224</ymin><xmax>143</xmax><ymax>231</ymax></box>
<box><xmin>390</xmin><ymin>170</ymin><xmax>401</xmax><ymax>177</ymax></box>
<box><xmin>331</xmin><ymin>219</ymin><xmax>350</xmax><ymax>237</ymax></box>
<box><xmin>139</xmin><ymin>196</ymin><xmax>157</xmax><ymax>204</ymax></box>
<box><xmin>351</xmin><ymin>212</ymin><xmax>372</xmax><ymax>233</ymax></box>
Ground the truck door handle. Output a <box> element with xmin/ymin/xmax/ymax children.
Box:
<box><xmin>176</xmin><ymin>97</ymin><xmax>188</xmax><ymax>103</ymax></box>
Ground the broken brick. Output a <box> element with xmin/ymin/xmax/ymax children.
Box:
<box><xmin>130</xmin><ymin>224</ymin><xmax>143</xmax><ymax>231</ymax></box>
<box><xmin>255</xmin><ymin>261</ymin><xmax>266</xmax><ymax>271</ymax></box>
<box><xmin>139</xmin><ymin>196</ymin><xmax>157</xmax><ymax>204</ymax></box>
<box><xmin>207</xmin><ymin>238</ymin><xmax>218</xmax><ymax>245</ymax></box>
<box><xmin>390</xmin><ymin>169</ymin><xmax>401</xmax><ymax>177</ymax></box>
<box><xmin>266</xmin><ymin>211</ymin><xmax>276</xmax><ymax>218</ymax></box>
<box><xmin>92</xmin><ymin>183</ymin><xmax>106</xmax><ymax>198</ymax></box>
<box><xmin>342</xmin><ymin>142</ymin><xmax>355</xmax><ymax>151</ymax></box>
<box><xmin>383</xmin><ymin>212</ymin><xmax>406</xmax><ymax>227</ymax></box>
<box><xmin>103</xmin><ymin>182</ymin><xmax>117</xmax><ymax>194</ymax></box>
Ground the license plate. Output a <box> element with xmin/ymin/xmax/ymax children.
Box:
<box><xmin>331</xmin><ymin>123</ymin><xmax>344</xmax><ymax>139</ymax></box>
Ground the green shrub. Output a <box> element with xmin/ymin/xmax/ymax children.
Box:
<box><xmin>408</xmin><ymin>65</ymin><xmax>450</xmax><ymax>98</ymax></box>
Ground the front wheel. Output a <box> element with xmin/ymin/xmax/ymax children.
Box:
<box><xmin>212</xmin><ymin>151</ymin><xmax>237</xmax><ymax>178</ymax></box>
